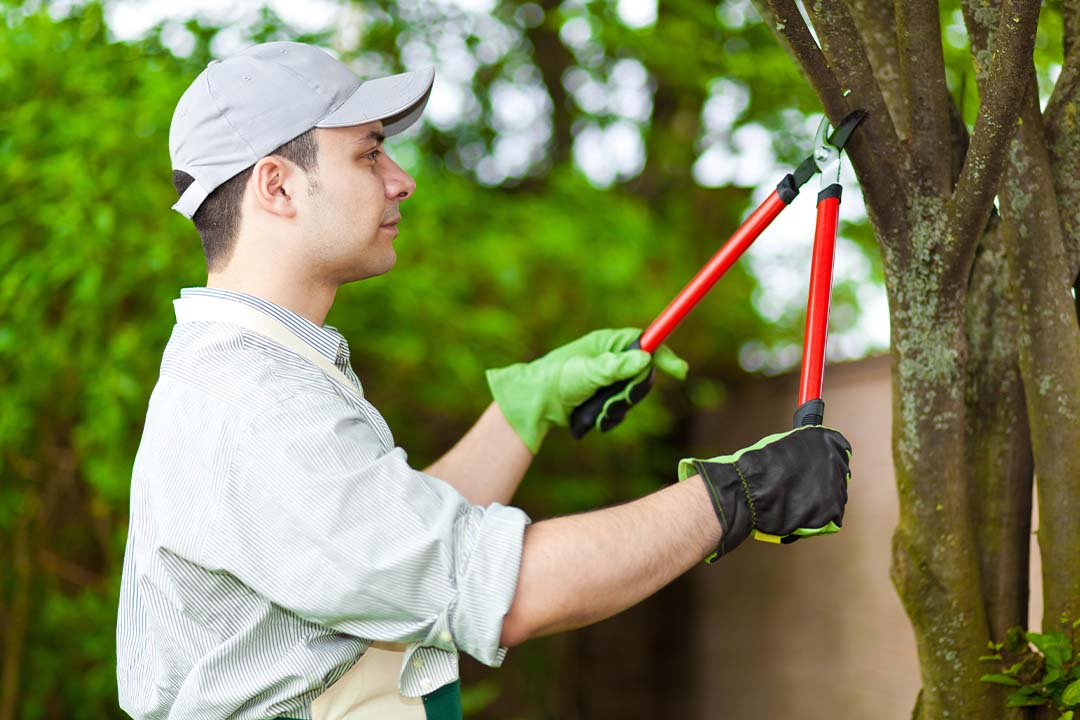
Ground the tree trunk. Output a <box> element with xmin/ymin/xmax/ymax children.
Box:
<box><xmin>750</xmin><ymin>0</ymin><xmax>1075</xmax><ymax>716</ymax></box>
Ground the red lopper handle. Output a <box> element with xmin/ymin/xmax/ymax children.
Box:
<box><xmin>639</xmin><ymin>190</ymin><xmax>789</xmax><ymax>353</ymax></box>
<box><xmin>797</xmin><ymin>184</ymin><xmax>842</xmax><ymax>409</ymax></box>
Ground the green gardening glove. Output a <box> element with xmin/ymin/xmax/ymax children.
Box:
<box><xmin>486</xmin><ymin>327</ymin><xmax>688</xmax><ymax>453</ymax></box>
<box><xmin>678</xmin><ymin>426</ymin><xmax>852</xmax><ymax>562</ymax></box>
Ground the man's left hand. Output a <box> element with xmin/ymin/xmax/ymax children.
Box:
<box><xmin>486</xmin><ymin>327</ymin><xmax>688</xmax><ymax>453</ymax></box>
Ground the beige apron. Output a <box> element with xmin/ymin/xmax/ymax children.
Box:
<box><xmin>309</xmin><ymin>642</ymin><xmax>424</xmax><ymax>720</ymax></box>
<box><xmin>173</xmin><ymin>296</ymin><xmax>429</xmax><ymax>720</ymax></box>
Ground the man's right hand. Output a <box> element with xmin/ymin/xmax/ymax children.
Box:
<box><xmin>678</xmin><ymin>426</ymin><xmax>851</xmax><ymax>561</ymax></box>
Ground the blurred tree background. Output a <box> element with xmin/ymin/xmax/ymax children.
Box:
<box><xmin>0</xmin><ymin>0</ymin><xmax>910</xmax><ymax>717</ymax></box>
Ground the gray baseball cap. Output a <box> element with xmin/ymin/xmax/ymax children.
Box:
<box><xmin>169</xmin><ymin>41</ymin><xmax>434</xmax><ymax>219</ymax></box>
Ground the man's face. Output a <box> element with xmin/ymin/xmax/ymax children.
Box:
<box><xmin>297</xmin><ymin>122</ymin><xmax>416</xmax><ymax>282</ymax></box>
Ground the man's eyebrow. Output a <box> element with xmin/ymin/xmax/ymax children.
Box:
<box><xmin>350</xmin><ymin>130</ymin><xmax>386</xmax><ymax>146</ymax></box>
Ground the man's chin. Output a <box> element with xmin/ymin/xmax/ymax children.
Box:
<box><xmin>348</xmin><ymin>250</ymin><xmax>397</xmax><ymax>282</ymax></box>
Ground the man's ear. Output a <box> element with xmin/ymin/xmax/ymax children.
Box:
<box><xmin>249</xmin><ymin>155</ymin><xmax>300</xmax><ymax>219</ymax></box>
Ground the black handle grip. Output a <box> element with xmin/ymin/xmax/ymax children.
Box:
<box><xmin>792</xmin><ymin>398</ymin><xmax>825</xmax><ymax>428</ymax></box>
<box><xmin>570</xmin><ymin>376</ymin><xmax>635</xmax><ymax>438</ymax></box>
<box><xmin>569</xmin><ymin>337</ymin><xmax>646</xmax><ymax>439</ymax></box>
<box><xmin>778</xmin><ymin>398</ymin><xmax>828</xmax><ymax>545</ymax></box>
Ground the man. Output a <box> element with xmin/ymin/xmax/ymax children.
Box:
<box><xmin>117</xmin><ymin>41</ymin><xmax>851</xmax><ymax>720</ymax></box>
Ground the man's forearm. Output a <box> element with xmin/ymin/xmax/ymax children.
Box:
<box><xmin>500</xmin><ymin>474</ymin><xmax>720</xmax><ymax>646</ymax></box>
<box><xmin>423</xmin><ymin>402</ymin><xmax>533</xmax><ymax>506</ymax></box>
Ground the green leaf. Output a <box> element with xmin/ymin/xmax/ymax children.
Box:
<box><xmin>1063</xmin><ymin>678</ymin><xmax>1080</xmax><ymax>707</ymax></box>
<box><xmin>1028</xmin><ymin>631</ymin><xmax>1072</xmax><ymax>672</ymax></box>
<box><xmin>981</xmin><ymin>674</ymin><xmax>1023</xmax><ymax>687</ymax></box>
<box><xmin>1059</xmin><ymin>712</ymin><xmax>1073</xmax><ymax>720</ymax></box>
<box><xmin>979</xmin><ymin>654</ymin><xmax>1004</xmax><ymax>662</ymax></box>
<box><xmin>1006</xmin><ymin>693</ymin><xmax>1049</xmax><ymax>708</ymax></box>
<box><xmin>1005</xmin><ymin>626</ymin><xmax>1029</xmax><ymax>653</ymax></box>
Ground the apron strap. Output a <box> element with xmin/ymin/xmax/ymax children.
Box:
<box><xmin>173</xmin><ymin>295</ymin><xmax>363</xmax><ymax>400</ymax></box>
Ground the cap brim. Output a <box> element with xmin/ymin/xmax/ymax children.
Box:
<box><xmin>315</xmin><ymin>66</ymin><xmax>434</xmax><ymax>136</ymax></box>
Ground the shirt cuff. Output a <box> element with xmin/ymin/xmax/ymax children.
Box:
<box><xmin>448</xmin><ymin>502</ymin><xmax>530</xmax><ymax>666</ymax></box>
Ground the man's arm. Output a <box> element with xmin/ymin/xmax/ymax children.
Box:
<box><xmin>423</xmin><ymin>402</ymin><xmax>533</xmax><ymax>506</ymax></box>
<box><xmin>499</xmin><ymin>474</ymin><xmax>718</xmax><ymax>646</ymax></box>
<box><xmin>499</xmin><ymin>426</ymin><xmax>852</xmax><ymax>647</ymax></box>
<box><xmin>424</xmin><ymin>328</ymin><xmax>687</xmax><ymax>505</ymax></box>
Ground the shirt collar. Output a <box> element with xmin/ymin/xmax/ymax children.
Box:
<box><xmin>179</xmin><ymin>287</ymin><xmax>350</xmax><ymax>368</ymax></box>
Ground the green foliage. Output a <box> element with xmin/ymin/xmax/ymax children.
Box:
<box><xmin>460</xmin><ymin>678</ymin><xmax>500</xmax><ymax>717</ymax></box>
<box><xmin>980</xmin><ymin>617</ymin><xmax>1080</xmax><ymax>717</ymax></box>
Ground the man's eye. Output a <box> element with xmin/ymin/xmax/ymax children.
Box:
<box><xmin>361</xmin><ymin>149</ymin><xmax>382</xmax><ymax>162</ymax></box>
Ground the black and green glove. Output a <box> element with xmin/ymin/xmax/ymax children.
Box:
<box><xmin>678</xmin><ymin>426</ymin><xmax>852</xmax><ymax>561</ymax></box>
<box><xmin>486</xmin><ymin>327</ymin><xmax>688</xmax><ymax>453</ymax></box>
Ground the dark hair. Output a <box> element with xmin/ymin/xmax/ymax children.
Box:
<box><xmin>172</xmin><ymin>128</ymin><xmax>319</xmax><ymax>272</ymax></box>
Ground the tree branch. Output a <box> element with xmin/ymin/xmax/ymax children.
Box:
<box><xmin>524</xmin><ymin>0</ymin><xmax>576</xmax><ymax>166</ymax></box>
<box><xmin>895</xmin><ymin>0</ymin><xmax>953</xmax><ymax>196</ymax></box>
<box><xmin>630</xmin><ymin>2</ymin><xmax>705</xmax><ymax>203</ymax></box>
<box><xmin>1065</xmin><ymin>0</ymin><xmax>1079</xmax><ymax>61</ymax></box>
<box><xmin>964</xmin><ymin>224</ymin><xmax>1034</xmax><ymax>642</ymax></box>
<box><xmin>946</xmin><ymin>0</ymin><xmax>1040</xmax><ymax>288</ymax></box>
<box><xmin>999</xmin><ymin>74</ymin><xmax>1080</xmax><ymax>624</ymax></box>
<box><xmin>800</xmin><ymin>0</ymin><xmax>914</xmax><ymax>244</ymax></box>
<box><xmin>846</xmin><ymin>0</ymin><xmax>908</xmax><ymax>139</ymax></box>
<box><xmin>753</xmin><ymin>0</ymin><xmax>847</xmax><ymax>116</ymax></box>
<box><xmin>948</xmin><ymin>96</ymin><xmax>972</xmax><ymax>190</ymax></box>
<box><xmin>37</xmin><ymin>548</ymin><xmax>105</xmax><ymax>589</ymax></box>
<box><xmin>959</xmin><ymin>0</ymin><xmax>995</xmax><ymax>59</ymax></box>
<box><xmin>1044</xmin><ymin>60</ymin><xmax>1080</xmax><ymax>282</ymax></box>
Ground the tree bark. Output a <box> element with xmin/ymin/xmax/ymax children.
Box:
<box><xmin>964</xmin><ymin>223</ymin><xmax>1034</xmax><ymax>643</ymax></box>
<box><xmin>999</xmin><ymin>74</ymin><xmax>1080</xmax><ymax>626</ymax></box>
<box><xmin>845</xmin><ymin>0</ymin><xmax>907</xmax><ymax>139</ymax></box>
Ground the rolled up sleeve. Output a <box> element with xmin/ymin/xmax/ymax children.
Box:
<box><xmin>198</xmin><ymin>391</ymin><xmax>530</xmax><ymax>667</ymax></box>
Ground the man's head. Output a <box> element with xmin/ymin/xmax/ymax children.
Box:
<box><xmin>169</xmin><ymin>42</ymin><xmax>433</xmax><ymax>280</ymax></box>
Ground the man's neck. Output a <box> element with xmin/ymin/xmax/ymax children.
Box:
<box><xmin>206</xmin><ymin>273</ymin><xmax>337</xmax><ymax>327</ymax></box>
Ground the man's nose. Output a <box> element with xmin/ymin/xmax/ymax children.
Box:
<box><xmin>384</xmin><ymin>156</ymin><xmax>416</xmax><ymax>201</ymax></box>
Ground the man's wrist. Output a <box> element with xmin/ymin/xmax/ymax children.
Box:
<box><xmin>485</xmin><ymin>366</ymin><xmax>548</xmax><ymax>453</ymax></box>
<box><xmin>679</xmin><ymin>459</ymin><xmax>754</xmax><ymax>561</ymax></box>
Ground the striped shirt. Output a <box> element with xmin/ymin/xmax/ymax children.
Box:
<box><xmin>116</xmin><ymin>287</ymin><xmax>529</xmax><ymax>720</ymax></box>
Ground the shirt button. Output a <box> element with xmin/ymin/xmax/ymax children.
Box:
<box><xmin>412</xmin><ymin>658</ymin><xmax>424</xmax><ymax>669</ymax></box>
<box><xmin>419</xmin><ymin>678</ymin><xmax>432</xmax><ymax>691</ymax></box>
<box><xmin>439</xmin><ymin>631</ymin><xmax>452</xmax><ymax>644</ymax></box>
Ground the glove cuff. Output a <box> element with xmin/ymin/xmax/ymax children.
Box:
<box><xmin>689</xmin><ymin>459</ymin><xmax>754</xmax><ymax>560</ymax></box>
<box><xmin>486</xmin><ymin>366</ymin><xmax>547</xmax><ymax>453</ymax></box>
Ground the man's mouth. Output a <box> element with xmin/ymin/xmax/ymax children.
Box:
<box><xmin>381</xmin><ymin>216</ymin><xmax>401</xmax><ymax>227</ymax></box>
